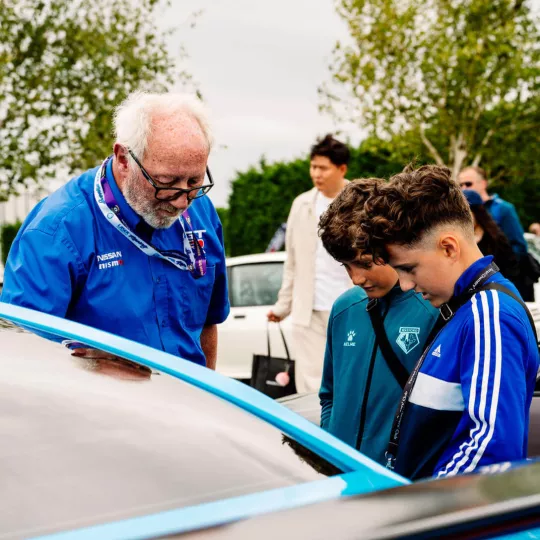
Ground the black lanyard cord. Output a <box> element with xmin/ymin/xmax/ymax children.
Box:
<box><xmin>356</xmin><ymin>299</ymin><xmax>392</xmax><ymax>450</ymax></box>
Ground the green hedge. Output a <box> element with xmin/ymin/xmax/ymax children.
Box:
<box><xmin>1</xmin><ymin>221</ymin><xmax>22</xmax><ymax>266</ymax></box>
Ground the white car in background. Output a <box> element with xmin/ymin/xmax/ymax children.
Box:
<box><xmin>217</xmin><ymin>252</ymin><xmax>294</xmax><ymax>381</ymax></box>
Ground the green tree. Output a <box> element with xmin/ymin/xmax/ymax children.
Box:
<box><xmin>362</xmin><ymin>98</ymin><xmax>540</xmax><ymax>227</ymax></box>
<box><xmin>215</xmin><ymin>206</ymin><xmax>229</xmax><ymax>254</ymax></box>
<box><xmin>226</xmin><ymin>143</ymin><xmax>403</xmax><ymax>257</ymax></box>
<box><xmin>0</xmin><ymin>221</ymin><xmax>22</xmax><ymax>266</ymax></box>
<box><xmin>0</xmin><ymin>0</ymin><xmax>191</xmax><ymax>197</ymax></box>
<box><xmin>480</xmin><ymin>96</ymin><xmax>540</xmax><ymax>227</ymax></box>
<box><xmin>321</xmin><ymin>0</ymin><xmax>539</xmax><ymax>178</ymax></box>
<box><xmin>228</xmin><ymin>157</ymin><xmax>312</xmax><ymax>257</ymax></box>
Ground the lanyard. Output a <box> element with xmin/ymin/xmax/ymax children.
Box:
<box><xmin>94</xmin><ymin>156</ymin><xmax>207</xmax><ymax>278</ymax></box>
<box><xmin>385</xmin><ymin>261</ymin><xmax>500</xmax><ymax>471</ymax></box>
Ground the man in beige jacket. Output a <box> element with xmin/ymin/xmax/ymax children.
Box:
<box><xmin>267</xmin><ymin>135</ymin><xmax>353</xmax><ymax>392</ymax></box>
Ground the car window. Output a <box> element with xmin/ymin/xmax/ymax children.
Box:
<box><xmin>0</xmin><ymin>321</ymin><xmax>341</xmax><ymax>537</ymax></box>
<box><xmin>229</xmin><ymin>262</ymin><xmax>284</xmax><ymax>307</ymax></box>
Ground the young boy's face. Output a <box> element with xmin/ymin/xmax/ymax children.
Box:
<box><xmin>386</xmin><ymin>242</ymin><xmax>456</xmax><ymax>308</ymax></box>
<box><xmin>341</xmin><ymin>254</ymin><xmax>398</xmax><ymax>298</ymax></box>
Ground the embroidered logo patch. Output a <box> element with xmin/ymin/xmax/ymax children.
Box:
<box><xmin>432</xmin><ymin>344</ymin><xmax>441</xmax><ymax>357</ymax></box>
<box><xmin>396</xmin><ymin>326</ymin><xmax>420</xmax><ymax>354</ymax></box>
<box><xmin>344</xmin><ymin>330</ymin><xmax>356</xmax><ymax>347</ymax></box>
<box><xmin>97</xmin><ymin>250</ymin><xmax>123</xmax><ymax>270</ymax></box>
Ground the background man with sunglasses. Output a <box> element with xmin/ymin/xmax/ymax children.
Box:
<box><xmin>1</xmin><ymin>91</ymin><xmax>230</xmax><ymax>369</ymax></box>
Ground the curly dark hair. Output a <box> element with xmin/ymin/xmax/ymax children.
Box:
<box><xmin>319</xmin><ymin>178</ymin><xmax>383</xmax><ymax>262</ymax></box>
<box><xmin>319</xmin><ymin>165</ymin><xmax>474</xmax><ymax>262</ymax></box>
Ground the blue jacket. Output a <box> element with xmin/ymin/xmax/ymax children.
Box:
<box><xmin>320</xmin><ymin>286</ymin><xmax>439</xmax><ymax>466</ymax></box>
<box><xmin>394</xmin><ymin>256</ymin><xmax>539</xmax><ymax>480</ymax></box>
<box><xmin>1</xmin><ymin>159</ymin><xmax>230</xmax><ymax>366</ymax></box>
<box><xmin>485</xmin><ymin>194</ymin><xmax>528</xmax><ymax>254</ymax></box>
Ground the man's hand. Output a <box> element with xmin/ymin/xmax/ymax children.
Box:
<box><xmin>267</xmin><ymin>310</ymin><xmax>284</xmax><ymax>323</ymax></box>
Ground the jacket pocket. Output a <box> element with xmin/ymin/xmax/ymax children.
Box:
<box><xmin>185</xmin><ymin>265</ymin><xmax>216</xmax><ymax>329</ymax></box>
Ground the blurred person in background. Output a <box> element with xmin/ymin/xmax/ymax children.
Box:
<box><xmin>459</xmin><ymin>166</ymin><xmax>539</xmax><ymax>300</ymax></box>
<box><xmin>525</xmin><ymin>224</ymin><xmax>540</xmax><ymax>285</ymax></box>
<box><xmin>462</xmin><ymin>189</ymin><xmax>519</xmax><ymax>285</ymax></box>
<box><xmin>1</xmin><ymin>91</ymin><xmax>229</xmax><ymax>369</ymax></box>
<box><xmin>458</xmin><ymin>166</ymin><xmax>527</xmax><ymax>254</ymax></box>
<box><xmin>318</xmin><ymin>179</ymin><xmax>438</xmax><ymax>465</ymax></box>
<box><xmin>267</xmin><ymin>135</ymin><xmax>353</xmax><ymax>392</ymax></box>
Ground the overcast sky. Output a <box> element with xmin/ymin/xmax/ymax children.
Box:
<box><xmin>159</xmin><ymin>0</ymin><xmax>364</xmax><ymax>208</ymax></box>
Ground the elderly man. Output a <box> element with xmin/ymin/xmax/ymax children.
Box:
<box><xmin>1</xmin><ymin>91</ymin><xmax>229</xmax><ymax>368</ymax></box>
<box><xmin>457</xmin><ymin>166</ymin><xmax>527</xmax><ymax>254</ymax></box>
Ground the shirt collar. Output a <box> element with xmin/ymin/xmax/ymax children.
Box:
<box><xmin>453</xmin><ymin>255</ymin><xmax>495</xmax><ymax>297</ymax></box>
<box><xmin>378</xmin><ymin>283</ymin><xmax>415</xmax><ymax>308</ymax></box>
<box><xmin>106</xmin><ymin>158</ymin><xmax>154</xmax><ymax>240</ymax></box>
<box><xmin>484</xmin><ymin>193</ymin><xmax>500</xmax><ymax>207</ymax></box>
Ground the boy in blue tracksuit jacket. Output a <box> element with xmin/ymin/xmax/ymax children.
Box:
<box><xmin>399</xmin><ymin>254</ymin><xmax>538</xmax><ymax>479</ymax></box>
<box><xmin>324</xmin><ymin>168</ymin><xmax>539</xmax><ymax>480</ymax></box>
<box><xmin>318</xmin><ymin>178</ymin><xmax>439</xmax><ymax>466</ymax></box>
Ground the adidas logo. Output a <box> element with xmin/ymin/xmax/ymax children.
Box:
<box><xmin>432</xmin><ymin>344</ymin><xmax>441</xmax><ymax>357</ymax></box>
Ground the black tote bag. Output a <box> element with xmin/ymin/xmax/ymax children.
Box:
<box><xmin>251</xmin><ymin>323</ymin><xmax>296</xmax><ymax>399</ymax></box>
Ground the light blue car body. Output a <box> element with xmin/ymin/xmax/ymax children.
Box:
<box><xmin>1</xmin><ymin>302</ymin><xmax>537</xmax><ymax>540</ymax></box>
<box><xmin>0</xmin><ymin>302</ymin><xmax>406</xmax><ymax>539</ymax></box>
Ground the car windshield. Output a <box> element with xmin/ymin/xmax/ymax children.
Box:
<box><xmin>229</xmin><ymin>261</ymin><xmax>284</xmax><ymax>307</ymax></box>
<box><xmin>0</xmin><ymin>320</ymin><xmax>341</xmax><ymax>537</ymax></box>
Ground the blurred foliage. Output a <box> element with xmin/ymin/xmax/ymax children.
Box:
<box><xmin>226</xmin><ymin>142</ymin><xmax>403</xmax><ymax>256</ymax></box>
<box><xmin>0</xmin><ymin>0</ymin><xmax>191</xmax><ymax>197</ymax></box>
<box><xmin>1</xmin><ymin>221</ymin><xmax>22</xmax><ymax>266</ymax></box>
<box><xmin>484</xmin><ymin>97</ymin><xmax>540</xmax><ymax>227</ymax></box>
<box><xmin>370</xmin><ymin>96</ymin><xmax>540</xmax><ymax>227</ymax></box>
<box><xmin>321</xmin><ymin>0</ymin><xmax>539</xmax><ymax>178</ymax></box>
<box><xmin>215</xmin><ymin>207</ymin><xmax>229</xmax><ymax>254</ymax></box>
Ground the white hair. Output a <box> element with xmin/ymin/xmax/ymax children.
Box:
<box><xmin>113</xmin><ymin>91</ymin><xmax>213</xmax><ymax>158</ymax></box>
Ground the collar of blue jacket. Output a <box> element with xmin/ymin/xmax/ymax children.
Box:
<box><xmin>453</xmin><ymin>255</ymin><xmax>496</xmax><ymax>297</ymax></box>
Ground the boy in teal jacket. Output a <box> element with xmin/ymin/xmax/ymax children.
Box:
<box><xmin>318</xmin><ymin>180</ymin><xmax>439</xmax><ymax>466</ymax></box>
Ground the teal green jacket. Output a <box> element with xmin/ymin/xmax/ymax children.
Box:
<box><xmin>319</xmin><ymin>286</ymin><xmax>439</xmax><ymax>466</ymax></box>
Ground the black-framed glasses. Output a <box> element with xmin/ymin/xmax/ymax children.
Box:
<box><xmin>128</xmin><ymin>149</ymin><xmax>214</xmax><ymax>201</ymax></box>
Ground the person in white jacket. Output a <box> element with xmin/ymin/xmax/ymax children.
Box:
<box><xmin>267</xmin><ymin>135</ymin><xmax>353</xmax><ymax>393</ymax></box>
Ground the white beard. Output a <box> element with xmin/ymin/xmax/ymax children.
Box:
<box><xmin>123</xmin><ymin>170</ymin><xmax>181</xmax><ymax>229</ymax></box>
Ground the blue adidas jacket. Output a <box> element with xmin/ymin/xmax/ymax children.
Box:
<box><xmin>320</xmin><ymin>286</ymin><xmax>438</xmax><ymax>466</ymax></box>
<box><xmin>394</xmin><ymin>256</ymin><xmax>539</xmax><ymax>480</ymax></box>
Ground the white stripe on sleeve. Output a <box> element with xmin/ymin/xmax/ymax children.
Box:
<box><xmin>464</xmin><ymin>290</ymin><xmax>502</xmax><ymax>472</ymax></box>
